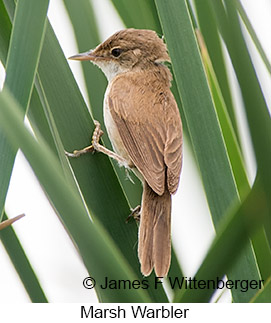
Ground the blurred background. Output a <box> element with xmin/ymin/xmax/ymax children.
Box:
<box><xmin>0</xmin><ymin>0</ymin><xmax>270</xmax><ymax>302</ymax></box>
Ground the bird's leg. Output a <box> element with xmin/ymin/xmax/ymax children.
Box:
<box><xmin>126</xmin><ymin>205</ymin><xmax>141</xmax><ymax>223</ymax></box>
<box><xmin>91</xmin><ymin>121</ymin><xmax>127</xmax><ymax>164</ymax></box>
<box><xmin>65</xmin><ymin>120</ymin><xmax>127</xmax><ymax>165</ymax></box>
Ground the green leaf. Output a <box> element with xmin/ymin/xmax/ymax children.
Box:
<box><xmin>27</xmin><ymin>88</ymin><xmax>59</xmax><ymax>156</ymax></box>
<box><xmin>0</xmin><ymin>0</ymin><xmax>11</xmax><ymax>63</ymax></box>
<box><xmin>2</xmin><ymin>0</ymin><xmax>55</xmax><ymax>155</ymax></box>
<box><xmin>0</xmin><ymin>0</ymin><xmax>49</xmax><ymax>219</ymax></box>
<box><xmin>155</xmin><ymin>0</ymin><xmax>261</xmax><ymax>302</ymax></box>
<box><xmin>0</xmin><ymin>213</ymin><xmax>48</xmax><ymax>302</ymax></box>
<box><xmin>193</xmin><ymin>0</ymin><xmax>240</xmax><ymax>144</ymax></box>
<box><xmin>197</xmin><ymin>30</ymin><xmax>249</xmax><ymax>199</ymax></box>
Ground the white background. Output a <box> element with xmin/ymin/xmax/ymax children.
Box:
<box><xmin>0</xmin><ymin>0</ymin><xmax>270</xmax><ymax>303</ymax></box>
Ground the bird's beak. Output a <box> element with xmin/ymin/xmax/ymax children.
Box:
<box><xmin>68</xmin><ymin>50</ymin><xmax>97</xmax><ymax>61</ymax></box>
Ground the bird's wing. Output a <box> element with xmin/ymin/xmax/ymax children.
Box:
<box><xmin>108</xmin><ymin>73</ymin><xmax>182</xmax><ymax>195</ymax></box>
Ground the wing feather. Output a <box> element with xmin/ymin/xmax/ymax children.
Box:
<box><xmin>108</xmin><ymin>72</ymin><xmax>182</xmax><ymax>195</ymax></box>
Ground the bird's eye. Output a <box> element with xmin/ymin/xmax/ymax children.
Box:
<box><xmin>111</xmin><ymin>48</ymin><xmax>123</xmax><ymax>57</ymax></box>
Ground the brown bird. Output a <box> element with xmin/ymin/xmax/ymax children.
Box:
<box><xmin>68</xmin><ymin>29</ymin><xmax>183</xmax><ymax>277</ymax></box>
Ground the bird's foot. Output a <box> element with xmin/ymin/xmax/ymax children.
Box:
<box><xmin>126</xmin><ymin>205</ymin><xmax>141</xmax><ymax>223</ymax></box>
<box><xmin>65</xmin><ymin>120</ymin><xmax>103</xmax><ymax>158</ymax></box>
<box><xmin>65</xmin><ymin>120</ymin><xmax>128</xmax><ymax>166</ymax></box>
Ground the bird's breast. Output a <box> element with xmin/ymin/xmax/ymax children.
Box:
<box><xmin>103</xmin><ymin>83</ymin><xmax>133</xmax><ymax>168</ymax></box>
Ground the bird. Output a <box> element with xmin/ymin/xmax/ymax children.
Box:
<box><xmin>68</xmin><ymin>28</ymin><xmax>183</xmax><ymax>277</ymax></box>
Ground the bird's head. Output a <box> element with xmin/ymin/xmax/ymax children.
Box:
<box><xmin>69</xmin><ymin>28</ymin><xmax>170</xmax><ymax>81</ymax></box>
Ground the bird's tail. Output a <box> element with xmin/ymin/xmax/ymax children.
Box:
<box><xmin>138</xmin><ymin>181</ymin><xmax>171</xmax><ymax>277</ymax></box>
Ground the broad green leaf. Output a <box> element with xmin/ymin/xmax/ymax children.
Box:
<box><xmin>197</xmin><ymin>30</ymin><xmax>249</xmax><ymax>199</ymax></box>
<box><xmin>27</xmin><ymin>88</ymin><xmax>59</xmax><ymax>156</ymax></box>
<box><xmin>155</xmin><ymin>0</ymin><xmax>261</xmax><ymax>302</ymax></box>
<box><xmin>193</xmin><ymin>0</ymin><xmax>240</xmax><ymax>144</ymax></box>
<box><xmin>0</xmin><ymin>0</ymin><xmax>49</xmax><ymax>220</ymax></box>
<box><xmin>0</xmin><ymin>0</ymin><xmax>11</xmax><ymax>63</ymax></box>
<box><xmin>1</xmin><ymin>0</ymin><xmax>58</xmax><ymax>157</ymax></box>
<box><xmin>0</xmin><ymin>213</ymin><xmax>48</xmax><ymax>302</ymax></box>
<box><xmin>0</xmin><ymin>88</ymin><xmax>151</xmax><ymax>303</ymax></box>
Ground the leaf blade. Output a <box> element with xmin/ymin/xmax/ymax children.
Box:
<box><xmin>0</xmin><ymin>0</ymin><xmax>49</xmax><ymax>219</ymax></box>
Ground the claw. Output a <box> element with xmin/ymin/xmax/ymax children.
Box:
<box><xmin>65</xmin><ymin>145</ymin><xmax>94</xmax><ymax>158</ymax></box>
<box><xmin>126</xmin><ymin>205</ymin><xmax>141</xmax><ymax>223</ymax></box>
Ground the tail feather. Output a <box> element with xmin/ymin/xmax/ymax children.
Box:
<box><xmin>138</xmin><ymin>181</ymin><xmax>171</xmax><ymax>277</ymax></box>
